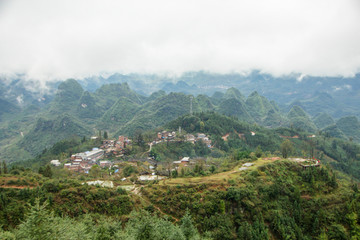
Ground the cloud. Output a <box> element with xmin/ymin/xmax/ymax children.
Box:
<box><xmin>0</xmin><ymin>0</ymin><xmax>360</xmax><ymax>85</ymax></box>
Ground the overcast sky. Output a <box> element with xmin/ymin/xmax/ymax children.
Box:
<box><xmin>0</xmin><ymin>0</ymin><xmax>359</xmax><ymax>83</ymax></box>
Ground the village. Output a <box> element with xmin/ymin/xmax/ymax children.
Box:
<box><xmin>49</xmin><ymin>127</ymin><xmax>321</xmax><ymax>183</ymax></box>
<box><xmin>50</xmin><ymin>129</ymin><xmax>214</xmax><ymax>181</ymax></box>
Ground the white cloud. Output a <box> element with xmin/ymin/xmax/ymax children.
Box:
<box><xmin>0</xmin><ymin>0</ymin><xmax>359</xmax><ymax>84</ymax></box>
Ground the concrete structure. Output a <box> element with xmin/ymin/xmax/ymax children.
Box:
<box><xmin>50</xmin><ymin>160</ymin><xmax>61</xmax><ymax>167</ymax></box>
<box><xmin>71</xmin><ymin>148</ymin><xmax>104</xmax><ymax>161</ymax></box>
<box><xmin>99</xmin><ymin>160</ymin><xmax>111</xmax><ymax>168</ymax></box>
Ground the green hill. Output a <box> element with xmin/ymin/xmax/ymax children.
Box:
<box><xmin>322</xmin><ymin>124</ymin><xmax>347</xmax><ymax>139</ymax></box>
<box><xmin>98</xmin><ymin>97</ymin><xmax>140</xmax><ymax>134</ymax></box>
<box><xmin>313</xmin><ymin>112</ymin><xmax>335</xmax><ymax>129</ymax></box>
<box><xmin>18</xmin><ymin>114</ymin><xmax>91</xmax><ymax>156</ymax></box>
<box><xmin>293</xmin><ymin>92</ymin><xmax>338</xmax><ymax>116</ymax></box>
<box><xmin>245</xmin><ymin>91</ymin><xmax>282</xmax><ymax>127</ymax></box>
<box><xmin>210</xmin><ymin>91</ymin><xmax>225</xmax><ymax>105</ymax></box>
<box><xmin>116</xmin><ymin>92</ymin><xmax>195</xmax><ymax>135</ymax></box>
<box><xmin>336</xmin><ymin>116</ymin><xmax>360</xmax><ymax>142</ymax></box>
<box><xmin>147</xmin><ymin>90</ymin><xmax>166</xmax><ymax>102</ymax></box>
<box><xmin>76</xmin><ymin>91</ymin><xmax>104</xmax><ymax>120</ymax></box>
<box><xmin>218</xmin><ymin>98</ymin><xmax>254</xmax><ymax>123</ymax></box>
<box><xmin>49</xmin><ymin>79</ymin><xmax>84</xmax><ymax>114</ymax></box>
<box><xmin>95</xmin><ymin>82</ymin><xmax>146</xmax><ymax>107</ymax></box>
<box><xmin>224</xmin><ymin>87</ymin><xmax>245</xmax><ymax>101</ymax></box>
<box><xmin>287</xmin><ymin>106</ymin><xmax>317</xmax><ymax>132</ymax></box>
<box><xmin>196</xmin><ymin>94</ymin><xmax>215</xmax><ymax>111</ymax></box>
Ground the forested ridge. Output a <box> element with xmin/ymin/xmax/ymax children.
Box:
<box><xmin>1</xmin><ymin>112</ymin><xmax>360</xmax><ymax>239</ymax></box>
<box><xmin>2</xmin><ymin>78</ymin><xmax>360</xmax><ymax>163</ymax></box>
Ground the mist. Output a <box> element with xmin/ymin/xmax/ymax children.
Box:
<box><xmin>0</xmin><ymin>0</ymin><xmax>360</xmax><ymax>85</ymax></box>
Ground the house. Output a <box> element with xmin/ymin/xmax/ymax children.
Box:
<box><xmin>99</xmin><ymin>160</ymin><xmax>112</xmax><ymax>168</ymax></box>
<box><xmin>102</xmin><ymin>139</ymin><xmax>115</xmax><ymax>149</ymax></box>
<box><xmin>64</xmin><ymin>163</ymin><xmax>81</xmax><ymax>172</ymax></box>
<box><xmin>71</xmin><ymin>149</ymin><xmax>104</xmax><ymax>161</ymax></box>
<box><xmin>50</xmin><ymin>160</ymin><xmax>61</xmax><ymax>167</ymax></box>
<box><xmin>195</xmin><ymin>133</ymin><xmax>212</xmax><ymax>147</ymax></box>
<box><xmin>197</xmin><ymin>133</ymin><xmax>206</xmax><ymax>139</ymax></box>
<box><xmin>116</xmin><ymin>136</ymin><xmax>130</xmax><ymax>149</ymax></box>
<box><xmin>157</xmin><ymin>131</ymin><xmax>176</xmax><ymax>141</ymax></box>
<box><xmin>181</xmin><ymin>157</ymin><xmax>190</xmax><ymax>163</ymax></box>
<box><xmin>185</xmin><ymin>134</ymin><xmax>195</xmax><ymax>143</ymax></box>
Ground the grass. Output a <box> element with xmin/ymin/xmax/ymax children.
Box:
<box><xmin>158</xmin><ymin>157</ymin><xmax>280</xmax><ymax>185</ymax></box>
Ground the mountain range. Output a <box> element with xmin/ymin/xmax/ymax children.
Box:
<box><xmin>1</xmin><ymin>74</ymin><xmax>360</xmax><ymax>162</ymax></box>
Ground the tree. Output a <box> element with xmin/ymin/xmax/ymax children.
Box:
<box><xmin>255</xmin><ymin>145</ymin><xmax>263</xmax><ymax>158</ymax></box>
<box><xmin>90</xmin><ymin>165</ymin><xmax>101</xmax><ymax>178</ymax></box>
<box><xmin>103</xmin><ymin>131</ymin><xmax>108</xmax><ymax>139</ymax></box>
<box><xmin>281</xmin><ymin>140</ymin><xmax>293</xmax><ymax>158</ymax></box>
<box><xmin>134</xmin><ymin>130</ymin><xmax>145</xmax><ymax>148</ymax></box>
<box><xmin>200</xmin><ymin>121</ymin><xmax>205</xmax><ymax>132</ymax></box>
<box><xmin>2</xmin><ymin>161</ymin><xmax>8</xmax><ymax>174</ymax></box>
<box><xmin>180</xmin><ymin>210</ymin><xmax>198</xmax><ymax>240</ymax></box>
<box><xmin>43</xmin><ymin>165</ymin><xmax>53</xmax><ymax>178</ymax></box>
<box><xmin>172</xmin><ymin>169</ymin><xmax>178</xmax><ymax>178</ymax></box>
<box><xmin>98</xmin><ymin>130</ymin><xmax>102</xmax><ymax>141</ymax></box>
<box><xmin>38</xmin><ymin>166</ymin><xmax>44</xmax><ymax>175</ymax></box>
<box><xmin>16</xmin><ymin>199</ymin><xmax>53</xmax><ymax>240</ymax></box>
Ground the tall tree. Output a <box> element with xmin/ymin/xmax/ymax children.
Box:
<box><xmin>2</xmin><ymin>161</ymin><xmax>8</xmax><ymax>174</ymax></box>
<box><xmin>103</xmin><ymin>131</ymin><xmax>108</xmax><ymax>139</ymax></box>
<box><xmin>180</xmin><ymin>210</ymin><xmax>198</xmax><ymax>240</ymax></box>
<box><xmin>43</xmin><ymin>165</ymin><xmax>53</xmax><ymax>178</ymax></box>
<box><xmin>134</xmin><ymin>129</ymin><xmax>145</xmax><ymax>148</ymax></box>
<box><xmin>281</xmin><ymin>139</ymin><xmax>294</xmax><ymax>158</ymax></box>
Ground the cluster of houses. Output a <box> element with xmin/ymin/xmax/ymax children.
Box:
<box><xmin>184</xmin><ymin>133</ymin><xmax>212</xmax><ymax>148</ymax></box>
<box><xmin>152</xmin><ymin>130</ymin><xmax>212</xmax><ymax>148</ymax></box>
<box><xmin>101</xmin><ymin>136</ymin><xmax>131</xmax><ymax>156</ymax></box>
<box><xmin>154</xmin><ymin>131</ymin><xmax>177</xmax><ymax>143</ymax></box>
<box><xmin>64</xmin><ymin>148</ymin><xmax>104</xmax><ymax>173</ymax></box>
<box><xmin>50</xmin><ymin>136</ymin><xmax>131</xmax><ymax>173</ymax></box>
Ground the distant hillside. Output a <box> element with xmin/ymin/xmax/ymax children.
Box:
<box><xmin>313</xmin><ymin>112</ymin><xmax>335</xmax><ymax>129</ymax></box>
<box><xmin>291</xmin><ymin>92</ymin><xmax>339</xmax><ymax>117</ymax></box>
<box><xmin>287</xmin><ymin>106</ymin><xmax>317</xmax><ymax>133</ymax></box>
<box><xmin>224</xmin><ymin>87</ymin><xmax>246</xmax><ymax>101</ymax></box>
<box><xmin>98</xmin><ymin>97</ymin><xmax>140</xmax><ymax>133</ymax></box>
<box><xmin>49</xmin><ymin>79</ymin><xmax>84</xmax><ymax>114</ymax></box>
<box><xmin>336</xmin><ymin>116</ymin><xmax>360</xmax><ymax>142</ymax></box>
<box><xmin>218</xmin><ymin>97</ymin><xmax>254</xmax><ymax>123</ymax></box>
<box><xmin>246</xmin><ymin>91</ymin><xmax>283</xmax><ymax>127</ymax></box>
<box><xmin>0</xmin><ymin>98</ymin><xmax>20</xmax><ymax>119</ymax></box>
<box><xmin>115</xmin><ymin>92</ymin><xmax>197</xmax><ymax>135</ymax></box>
<box><xmin>322</xmin><ymin>124</ymin><xmax>347</xmax><ymax>140</ymax></box>
<box><xmin>18</xmin><ymin>115</ymin><xmax>91</xmax><ymax>155</ymax></box>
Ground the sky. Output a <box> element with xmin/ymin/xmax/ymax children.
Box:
<box><xmin>0</xmin><ymin>0</ymin><xmax>360</xmax><ymax>84</ymax></box>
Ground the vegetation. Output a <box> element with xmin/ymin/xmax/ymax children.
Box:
<box><xmin>4</xmin><ymin>79</ymin><xmax>360</xmax><ymax>163</ymax></box>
